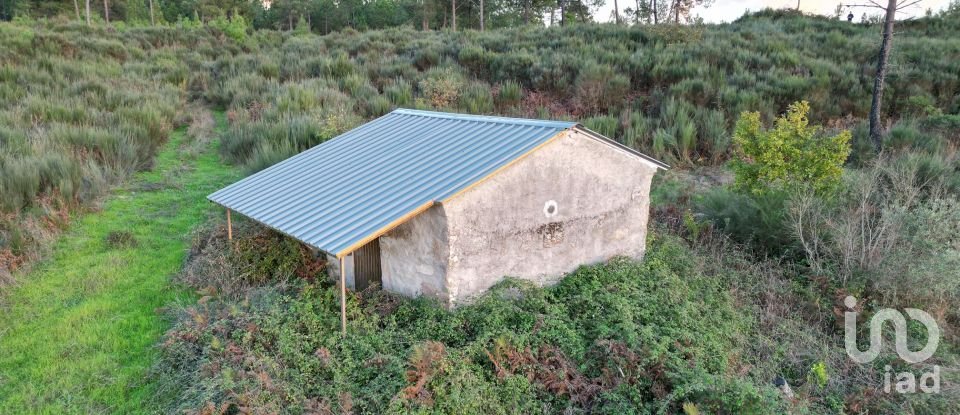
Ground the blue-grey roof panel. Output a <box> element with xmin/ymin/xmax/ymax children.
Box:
<box><xmin>208</xmin><ymin>109</ymin><xmax>576</xmax><ymax>256</ymax></box>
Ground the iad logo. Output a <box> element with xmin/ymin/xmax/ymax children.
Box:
<box><xmin>843</xmin><ymin>296</ymin><xmax>941</xmax><ymax>393</ymax></box>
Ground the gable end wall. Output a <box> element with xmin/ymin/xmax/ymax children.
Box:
<box><xmin>441</xmin><ymin>130</ymin><xmax>657</xmax><ymax>305</ymax></box>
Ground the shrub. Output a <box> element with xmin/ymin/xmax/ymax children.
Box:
<box><xmin>326</xmin><ymin>53</ymin><xmax>355</xmax><ymax>78</ymax></box>
<box><xmin>583</xmin><ymin>115</ymin><xmax>619</xmax><ymax>138</ymax></box>
<box><xmin>884</xmin><ymin>121</ymin><xmax>946</xmax><ymax>154</ymax></box>
<box><xmin>209</xmin><ymin>14</ymin><xmax>248</xmax><ymax>42</ymax></box>
<box><xmin>338</xmin><ymin>73</ymin><xmax>370</xmax><ymax>97</ymax></box>
<box><xmin>366</xmin><ymin>95</ymin><xmax>392</xmax><ymax>117</ymax></box>
<box><xmin>574</xmin><ymin>62</ymin><xmax>629</xmax><ymax>114</ymax></box>
<box><xmin>698</xmin><ymin>108</ymin><xmax>730</xmax><ymax>163</ymax></box>
<box><xmin>659</xmin><ymin>98</ymin><xmax>698</xmax><ymax>164</ymax></box>
<box><xmin>0</xmin><ymin>22</ymin><xmax>230</xmax><ymax>280</ymax></box>
<box><xmin>418</xmin><ymin>67</ymin><xmax>465</xmax><ymax>109</ymax></box>
<box><xmin>622</xmin><ymin>111</ymin><xmax>653</xmax><ymax>150</ymax></box>
<box><xmin>732</xmin><ymin>101</ymin><xmax>851</xmax><ymax>195</ymax></box>
<box><xmin>457</xmin><ymin>45</ymin><xmax>491</xmax><ymax>77</ymax></box>
<box><xmin>459</xmin><ymin>83</ymin><xmax>494</xmax><ymax>114</ymax></box>
<box><xmin>293</xmin><ymin>15</ymin><xmax>311</xmax><ymax>36</ymax></box>
<box><xmin>414</xmin><ymin>47</ymin><xmax>441</xmax><ymax>70</ymax></box>
<box><xmin>490</xmin><ymin>50</ymin><xmax>537</xmax><ymax>86</ymax></box>
<box><xmin>697</xmin><ymin>187</ymin><xmax>797</xmax><ymax>256</ymax></box>
<box><xmin>385</xmin><ymin>78</ymin><xmax>413</xmax><ymax>106</ymax></box>
<box><xmin>496</xmin><ymin>81</ymin><xmax>522</xmax><ymax>108</ymax></box>
<box><xmin>789</xmin><ymin>152</ymin><xmax>960</xmax><ymax>304</ymax></box>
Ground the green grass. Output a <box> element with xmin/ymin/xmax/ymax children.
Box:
<box><xmin>0</xmin><ymin>113</ymin><xmax>238</xmax><ymax>414</ymax></box>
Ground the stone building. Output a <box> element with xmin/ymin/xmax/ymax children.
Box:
<box><xmin>209</xmin><ymin>109</ymin><xmax>667</xmax><ymax>308</ymax></box>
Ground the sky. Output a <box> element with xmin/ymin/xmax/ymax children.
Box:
<box><xmin>593</xmin><ymin>0</ymin><xmax>953</xmax><ymax>23</ymax></box>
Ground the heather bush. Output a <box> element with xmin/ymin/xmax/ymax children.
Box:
<box><xmin>191</xmin><ymin>14</ymin><xmax>959</xmax><ymax>172</ymax></box>
<box><xmin>459</xmin><ymin>82</ymin><xmax>494</xmax><ymax>114</ymax></box>
<box><xmin>384</xmin><ymin>78</ymin><xmax>413</xmax><ymax>106</ymax></box>
<box><xmin>574</xmin><ymin>62</ymin><xmax>629</xmax><ymax>114</ymax></box>
<box><xmin>495</xmin><ymin>80</ymin><xmax>522</xmax><ymax>108</ymax></box>
<box><xmin>582</xmin><ymin>115</ymin><xmax>619</xmax><ymax>138</ymax></box>
<box><xmin>621</xmin><ymin>111</ymin><xmax>653</xmax><ymax>151</ymax></box>
<box><xmin>366</xmin><ymin>95</ymin><xmax>393</xmax><ymax>117</ymax></box>
<box><xmin>697</xmin><ymin>187</ymin><xmax>797</xmax><ymax>257</ymax></box>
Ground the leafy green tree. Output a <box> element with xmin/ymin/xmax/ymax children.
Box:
<box><xmin>732</xmin><ymin>101</ymin><xmax>852</xmax><ymax>195</ymax></box>
<box><xmin>292</xmin><ymin>11</ymin><xmax>309</xmax><ymax>33</ymax></box>
<box><xmin>210</xmin><ymin>10</ymin><xmax>248</xmax><ymax>40</ymax></box>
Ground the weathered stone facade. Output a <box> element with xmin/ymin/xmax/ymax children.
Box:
<box><xmin>332</xmin><ymin>129</ymin><xmax>659</xmax><ymax>307</ymax></box>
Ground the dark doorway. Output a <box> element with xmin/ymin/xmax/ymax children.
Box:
<box><xmin>353</xmin><ymin>238</ymin><xmax>382</xmax><ymax>291</ymax></box>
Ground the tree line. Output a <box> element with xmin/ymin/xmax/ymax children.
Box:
<box><xmin>1</xmin><ymin>0</ymin><xmax>710</xmax><ymax>31</ymax></box>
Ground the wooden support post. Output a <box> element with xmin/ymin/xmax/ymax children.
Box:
<box><xmin>340</xmin><ymin>256</ymin><xmax>347</xmax><ymax>336</ymax></box>
<box><xmin>226</xmin><ymin>209</ymin><xmax>233</xmax><ymax>241</ymax></box>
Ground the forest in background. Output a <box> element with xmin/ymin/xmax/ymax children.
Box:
<box><xmin>2</xmin><ymin>0</ymin><xmax>897</xmax><ymax>33</ymax></box>
<box><xmin>0</xmin><ymin>7</ymin><xmax>958</xmax><ymax>414</ymax></box>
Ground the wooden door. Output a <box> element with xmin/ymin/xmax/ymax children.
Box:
<box><xmin>353</xmin><ymin>238</ymin><xmax>382</xmax><ymax>291</ymax></box>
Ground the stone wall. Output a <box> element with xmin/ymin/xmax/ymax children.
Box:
<box><xmin>441</xmin><ymin>129</ymin><xmax>658</xmax><ymax>305</ymax></box>
<box><xmin>379</xmin><ymin>204</ymin><xmax>450</xmax><ymax>303</ymax></box>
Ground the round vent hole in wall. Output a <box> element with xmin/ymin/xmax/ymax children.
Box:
<box><xmin>543</xmin><ymin>200</ymin><xmax>558</xmax><ymax>217</ymax></box>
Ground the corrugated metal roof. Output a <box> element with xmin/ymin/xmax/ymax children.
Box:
<box><xmin>208</xmin><ymin>109</ymin><xmax>579</xmax><ymax>257</ymax></box>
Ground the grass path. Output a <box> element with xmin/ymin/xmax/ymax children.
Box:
<box><xmin>0</xmin><ymin>114</ymin><xmax>238</xmax><ymax>414</ymax></box>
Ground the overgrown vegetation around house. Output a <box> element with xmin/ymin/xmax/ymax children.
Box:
<box><xmin>157</xmin><ymin>221</ymin><xmax>787</xmax><ymax>414</ymax></box>
<box><xmin>156</xmin><ymin>148</ymin><xmax>960</xmax><ymax>413</ymax></box>
<box><xmin>155</xmin><ymin>99</ymin><xmax>959</xmax><ymax>413</ymax></box>
<box><xmin>691</xmin><ymin>102</ymin><xmax>960</xmax><ymax>413</ymax></box>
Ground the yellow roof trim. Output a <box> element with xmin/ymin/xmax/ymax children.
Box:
<box><xmin>335</xmin><ymin>200</ymin><xmax>436</xmax><ymax>258</ymax></box>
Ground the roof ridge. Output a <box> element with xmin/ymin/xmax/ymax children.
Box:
<box><xmin>391</xmin><ymin>108</ymin><xmax>577</xmax><ymax>129</ymax></box>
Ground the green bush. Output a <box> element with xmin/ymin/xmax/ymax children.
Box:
<box><xmin>209</xmin><ymin>14</ymin><xmax>248</xmax><ymax>42</ymax></box>
<box><xmin>366</xmin><ymin>95</ymin><xmax>392</xmax><ymax>117</ymax></box>
<box><xmin>385</xmin><ymin>78</ymin><xmax>413</xmax><ymax>106</ymax></box>
<box><xmin>457</xmin><ymin>45</ymin><xmax>491</xmax><ymax>77</ymax></box>
<box><xmin>732</xmin><ymin>101</ymin><xmax>851</xmax><ymax>195</ymax></box>
<box><xmin>495</xmin><ymin>81</ymin><xmax>522</xmax><ymax>108</ymax></box>
<box><xmin>0</xmin><ymin>22</ymin><xmax>236</xmax><ymax>276</ymax></box>
<box><xmin>417</xmin><ymin>66</ymin><xmax>465</xmax><ymax>109</ymax></box>
<box><xmin>574</xmin><ymin>62</ymin><xmax>630</xmax><ymax>114</ymax></box>
<box><xmin>697</xmin><ymin>187</ymin><xmax>797</xmax><ymax>256</ymax></box>
<box><xmin>459</xmin><ymin>83</ymin><xmax>494</xmax><ymax>114</ymax></box>
<box><xmin>583</xmin><ymin>115</ymin><xmax>619</xmax><ymax>138</ymax></box>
